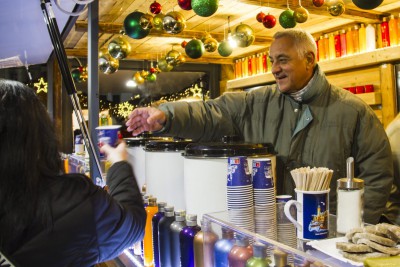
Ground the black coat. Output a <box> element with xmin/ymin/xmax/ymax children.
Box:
<box><xmin>9</xmin><ymin>161</ymin><xmax>146</xmax><ymax>267</ymax></box>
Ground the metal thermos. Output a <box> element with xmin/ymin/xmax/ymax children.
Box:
<box><xmin>170</xmin><ymin>210</ymin><xmax>186</xmax><ymax>267</ymax></box>
<box><xmin>158</xmin><ymin>206</ymin><xmax>175</xmax><ymax>267</ymax></box>
<box><xmin>152</xmin><ymin>202</ymin><xmax>166</xmax><ymax>267</ymax></box>
<box><xmin>180</xmin><ymin>214</ymin><xmax>201</xmax><ymax>267</ymax></box>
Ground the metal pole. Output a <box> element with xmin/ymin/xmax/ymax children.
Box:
<box><xmin>40</xmin><ymin>0</ymin><xmax>104</xmax><ymax>185</ymax></box>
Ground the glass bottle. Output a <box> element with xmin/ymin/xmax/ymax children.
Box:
<box><xmin>144</xmin><ymin>197</ymin><xmax>158</xmax><ymax>267</ymax></box>
<box><xmin>170</xmin><ymin>210</ymin><xmax>186</xmax><ymax>267</ymax></box>
<box><xmin>323</xmin><ymin>34</ymin><xmax>330</xmax><ymax>60</ymax></box>
<box><xmin>235</xmin><ymin>60</ymin><xmax>241</xmax><ymax>79</ymax></box>
<box><xmin>358</xmin><ymin>24</ymin><xmax>367</xmax><ymax>53</ymax></box>
<box><xmin>152</xmin><ymin>202</ymin><xmax>166</xmax><ymax>267</ymax></box>
<box><xmin>257</xmin><ymin>53</ymin><xmax>263</xmax><ymax>74</ymax></box>
<box><xmin>315</xmin><ymin>37</ymin><xmax>320</xmax><ymax>61</ymax></box>
<box><xmin>381</xmin><ymin>17</ymin><xmax>390</xmax><ymax>47</ymax></box>
<box><xmin>366</xmin><ymin>24</ymin><xmax>376</xmax><ymax>52</ymax></box>
<box><xmin>242</xmin><ymin>58</ymin><xmax>248</xmax><ymax>78</ymax></box>
<box><xmin>262</xmin><ymin>53</ymin><xmax>268</xmax><ymax>73</ymax></box>
<box><xmin>346</xmin><ymin>27</ymin><xmax>354</xmax><ymax>55</ymax></box>
<box><xmin>180</xmin><ymin>214</ymin><xmax>201</xmax><ymax>267</ymax></box>
<box><xmin>158</xmin><ymin>206</ymin><xmax>175</xmax><ymax>267</ymax></box>
<box><xmin>252</xmin><ymin>55</ymin><xmax>257</xmax><ymax>75</ymax></box>
<box><xmin>352</xmin><ymin>25</ymin><xmax>360</xmax><ymax>54</ymax></box>
<box><xmin>194</xmin><ymin>219</ymin><xmax>218</xmax><ymax>267</ymax></box>
<box><xmin>228</xmin><ymin>235</ymin><xmax>253</xmax><ymax>267</ymax></box>
<box><xmin>389</xmin><ymin>14</ymin><xmax>398</xmax><ymax>46</ymax></box>
<box><xmin>248</xmin><ymin>56</ymin><xmax>253</xmax><ymax>77</ymax></box>
<box><xmin>340</xmin><ymin>29</ymin><xmax>347</xmax><ymax>56</ymax></box>
<box><xmin>266</xmin><ymin>53</ymin><xmax>272</xmax><ymax>73</ymax></box>
<box><xmin>334</xmin><ymin>31</ymin><xmax>341</xmax><ymax>58</ymax></box>
<box><xmin>245</xmin><ymin>243</ymin><xmax>271</xmax><ymax>267</ymax></box>
<box><xmin>328</xmin><ymin>33</ymin><xmax>336</xmax><ymax>59</ymax></box>
<box><xmin>214</xmin><ymin>228</ymin><xmax>235</xmax><ymax>267</ymax></box>
<box><xmin>318</xmin><ymin>36</ymin><xmax>325</xmax><ymax>61</ymax></box>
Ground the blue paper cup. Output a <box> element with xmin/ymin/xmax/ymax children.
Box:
<box><xmin>227</xmin><ymin>156</ymin><xmax>251</xmax><ymax>186</ymax></box>
<box><xmin>96</xmin><ymin>125</ymin><xmax>121</xmax><ymax>158</ymax></box>
<box><xmin>252</xmin><ymin>159</ymin><xmax>274</xmax><ymax>189</ymax></box>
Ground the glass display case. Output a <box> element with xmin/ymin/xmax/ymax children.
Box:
<box><xmin>202</xmin><ymin>211</ymin><xmax>359</xmax><ymax>267</ymax></box>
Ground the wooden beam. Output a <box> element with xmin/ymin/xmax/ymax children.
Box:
<box><xmin>238</xmin><ymin>0</ymin><xmax>390</xmax><ymax>23</ymax></box>
<box><xmin>74</xmin><ymin>21</ymin><xmax>273</xmax><ymax>45</ymax></box>
<box><xmin>65</xmin><ymin>48</ymin><xmax>235</xmax><ymax>65</ymax></box>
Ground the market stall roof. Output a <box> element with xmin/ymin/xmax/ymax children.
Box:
<box><xmin>0</xmin><ymin>0</ymin><xmax>75</xmax><ymax>68</ymax></box>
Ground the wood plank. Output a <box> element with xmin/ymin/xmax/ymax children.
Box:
<box><xmin>380</xmin><ymin>64</ymin><xmax>397</xmax><ymax>127</ymax></box>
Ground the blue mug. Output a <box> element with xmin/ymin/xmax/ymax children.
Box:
<box><xmin>284</xmin><ymin>189</ymin><xmax>330</xmax><ymax>240</ymax></box>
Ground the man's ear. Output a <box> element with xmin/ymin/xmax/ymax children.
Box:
<box><xmin>305</xmin><ymin>52</ymin><xmax>316</xmax><ymax>67</ymax></box>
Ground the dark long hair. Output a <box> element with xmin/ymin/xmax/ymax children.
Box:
<box><xmin>0</xmin><ymin>79</ymin><xmax>63</xmax><ymax>252</ymax></box>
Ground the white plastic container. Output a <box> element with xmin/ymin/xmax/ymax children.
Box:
<box><xmin>182</xmin><ymin>137</ymin><xmax>276</xmax><ymax>222</ymax></box>
<box><xmin>144</xmin><ymin>139</ymin><xmax>192</xmax><ymax>211</ymax></box>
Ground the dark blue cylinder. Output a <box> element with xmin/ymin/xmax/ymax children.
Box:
<box><xmin>152</xmin><ymin>202</ymin><xmax>166</xmax><ymax>267</ymax></box>
<box><xmin>179</xmin><ymin>214</ymin><xmax>201</xmax><ymax>267</ymax></box>
<box><xmin>158</xmin><ymin>206</ymin><xmax>175</xmax><ymax>267</ymax></box>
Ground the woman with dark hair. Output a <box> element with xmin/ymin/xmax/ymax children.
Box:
<box><xmin>0</xmin><ymin>79</ymin><xmax>146</xmax><ymax>266</ymax></box>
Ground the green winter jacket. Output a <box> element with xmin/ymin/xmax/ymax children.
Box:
<box><xmin>158</xmin><ymin>65</ymin><xmax>394</xmax><ymax>224</ymax></box>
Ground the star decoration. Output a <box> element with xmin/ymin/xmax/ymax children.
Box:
<box><xmin>117</xmin><ymin>101</ymin><xmax>134</xmax><ymax>118</ymax></box>
<box><xmin>189</xmin><ymin>83</ymin><xmax>203</xmax><ymax>98</ymax></box>
<box><xmin>34</xmin><ymin>77</ymin><xmax>48</xmax><ymax>94</ymax></box>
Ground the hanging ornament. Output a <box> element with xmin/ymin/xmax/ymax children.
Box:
<box><xmin>262</xmin><ymin>13</ymin><xmax>276</xmax><ymax>28</ymax></box>
<box><xmin>217</xmin><ymin>41</ymin><xmax>232</xmax><ymax>57</ymax></box>
<box><xmin>153</xmin><ymin>13</ymin><xmax>165</xmax><ymax>31</ymax></box>
<box><xmin>176</xmin><ymin>54</ymin><xmax>186</xmax><ymax>65</ymax></box>
<box><xmin>256</xmin><ymin>11</ymin><xmax>266</xmax><ymax>23</ymax></box>
<box><xmin>133</xmin><ymin>71</ymin><xmax>145</xmax><ymax>84</ymax></box>
<box><xmin>163</xmin><ymin>11</ymin><xmax>186</xmax><ymax>34</ymax></box>
<box><xmin>71</xmin><ymin>68</ymin><xmax>83</xmax><ymax>83</ymax></box>
<box><xmin>294</xmin><ymin>6</ymin><xmax>309</xmax><ymax>23</ymax></box>
<box><xmin>185</xmin><ymin>38</ymin><xmax>205</xmax><ymax>59</ymax></box>
<box><xmin>146</xmin><ymin>73</ymin><xmax>157</xmax><ymax>82</ymax></box>
<box><xmin>140</xmin><ymin>70</ymin><xmax>149</xmax><ymax>79</ymax></box>
<box><xmin>157</xmin><ymin>58</ymin><xmax>173</xmax><ymax>72</ymax></box>
<box><xmin>140</xmin><ymin>13</ymin><xmax>154</xmax><ymax>30</ymax></box>
<box><xmin>108</xmin><ymin>35</ymin><xmax>132</xmax><ymax>59</ymax></box>
<box><xmin>204</xmin><ymin>37</ymin><xmax>218</xmax><ymax>52</ymax></box>
<box><xmin>352</xmin><ymin>0</ymin><xmax>383</xmax><ymax>10</ymax></box>
<box><xmin>191</xmin><ymin>0</ymin><xmax>219</xmax><ymax>17</ymax></box>
<box><xmin>165</xmin><ymin>49</ymin><xmax>181</xmax><ymax>66</ymax></box>
<box><xmin>181</xmin><ymin>40</ymin><xmax>188</xmax><ymax>48</ymax></box>
<box><xmin>178</xmin><ymin>0</ymin><xmax>192</xmax><ymax>10</ymax></box>
<box><xmin>233</xmin><ymin>23</ymin><xmax>255</xmax><ymax>48</ymax></box>
<box><xmin>150</xmin><ymin>1</ymin><xmax>162</xmax><ymax>14</ymax></box>
<box><xmin>312</xmin><ymin>0</ymin><xmax>324</xmax><ymax>7</ymax></box>
<box><xmin>200</xmin><ymin>32</ymin><xmax>212</xmax><ymax>43</ymax></box>
<box><xmin>279</xmin><ymin>9</ymin><xmax>296</xmax><ymax>28</ymax></box>
<box><xmin>326</xmin><ymin>0</ymin><xmax>345</xmax><ymax>16</ymax></box>
<box><xmin>124</xmin><ymin>11</ymin><xmax>151</xmax><ymax>39</ymax></box>
<box><xmin>99</xmin><ymin>48</ymin><xmax>119</xmax><ymax>74</ymax></box>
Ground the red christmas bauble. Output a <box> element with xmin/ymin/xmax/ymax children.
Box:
<box><xmin>178</xmin><ymin>0</ymin><xmax>192</xmax><ymax>10</ymax></box>
<box><xmin>262</xmin><ymin>14</ymin><xmax>276</xmax><ymax>29</ymax></box>
<box><xmin>150</xmin><ymin>67</ymin><xmax>157</xmax><ymax>73</ymax></box>
<box><xmin>256</xmin><ymin>11</ymin><xmax>265</xmax><ymax>23</ymax></box>
<box><xmin>150</xmin><ymin>1</ymin><xmax>162</xmax><ymax>14</ymax></box>
<box><xmin>312</xmin><ymin>0</ymin><xmax>324</xmax><ymax>7</ymax></box>
<box><xmin>181</xmin><ymin>40</ymin><xmax>188</xmax><ymax>48</ymax></box>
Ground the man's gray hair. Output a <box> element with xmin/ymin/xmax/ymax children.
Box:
<box><xmin>273</xmin><ymin>29</ymin><xmax>317</xmax><ymax>61</ymax></box>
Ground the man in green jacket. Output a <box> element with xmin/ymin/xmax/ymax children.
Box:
<box><xmin>126</xmin><ymin>29</ymin><xmax>395</xmax><ymax>225</ymax></box>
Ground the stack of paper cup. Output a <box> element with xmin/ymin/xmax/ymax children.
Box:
<box><xmin>227</xmin><ymin>156</ymin><xmax>254</xmax><ymax>232</ymax></box>
<box><xmin>252</xmin><ymin>159</ymin><xmax>277</xmax><ymax>241</ymax></box>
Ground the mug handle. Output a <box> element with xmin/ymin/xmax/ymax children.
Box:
<box><xmin>284</xmin><ymin>200</ymin><xmax>302</xmax><ymax>230</ymax></box>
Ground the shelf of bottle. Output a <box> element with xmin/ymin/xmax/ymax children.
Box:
<box><xmin>227</xmin><ymin>45</ymin><xmax>400</xmax><ymax>90</ymax></box>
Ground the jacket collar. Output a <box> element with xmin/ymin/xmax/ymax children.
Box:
<box><xmin>300</xmin><ymin>64</ymin><xmax>329</xmax><ymax>104</ymax></box>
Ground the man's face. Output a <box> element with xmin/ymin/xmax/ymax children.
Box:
<box><xmin>269</xmin><ymin>36</ymin><xmax>313</xmax><ymax>94</ymax></box>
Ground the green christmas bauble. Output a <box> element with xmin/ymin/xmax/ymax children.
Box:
<box><xmin>191</xmin><ymin>0</ymin><xmax>219</xmax><ymax>17</ymax></box>
<box><xmin>279</xmin><ymin>9</ymin><xmax>297</xmax><ymax>29</ymax></box>
<box><xmin>123</xmin><ymin>11</ymin><xmax>150</xmax><ymax>39</ymax></box>
<box><xmin>217</xmin><ymin>41</ymin><xmax>233</xmax><ymax>57</ymax></box>
<box><xmin>153</xmin><ymin>13</ymin><xmax>165</xmax><ymax>31</ymax></box>
<box><xmin>185</xmin><ymin>39</ymin><xmax>205</xmax><ymax>59</ymax></box>
<box><xmin>146</xmin><ymin>73</ymin><xmax>157</xmax><ymax>82</ymax></box>
<box><xmin>71</xmin><ymin>68</ymin><xmax>82</xmax><ymax>82</ymax></box>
